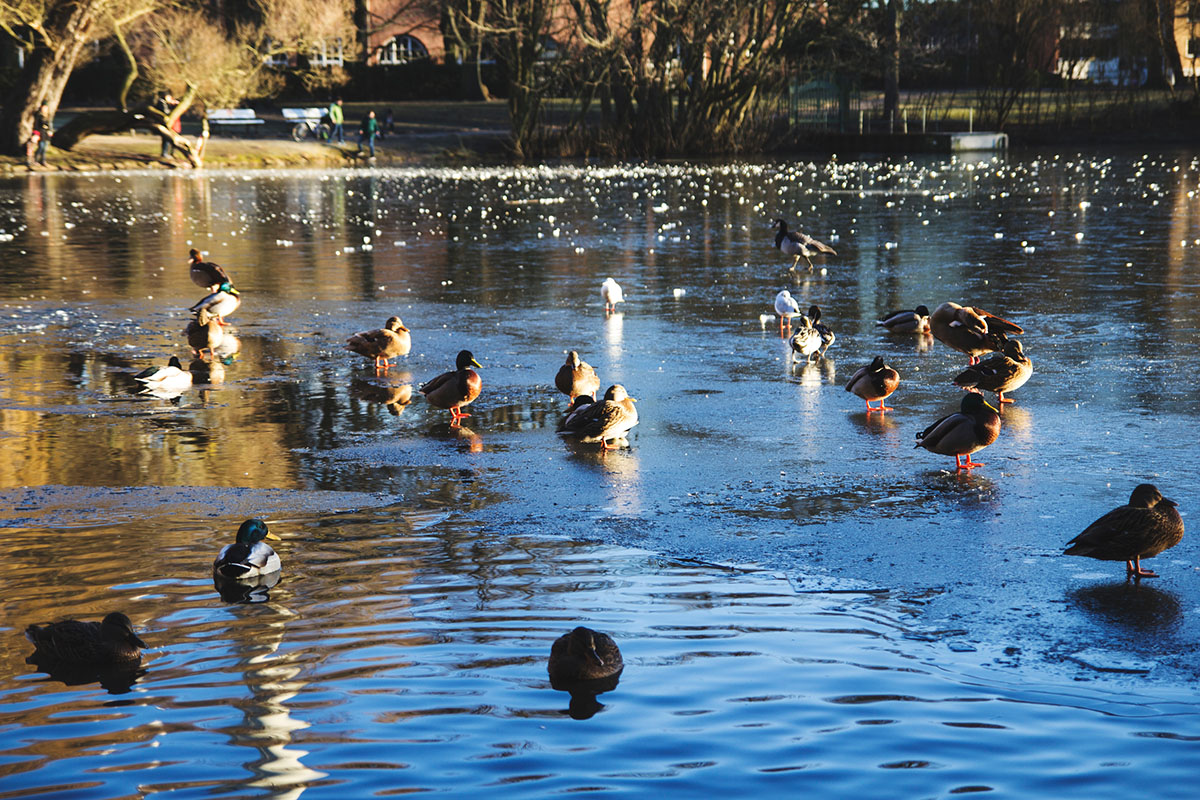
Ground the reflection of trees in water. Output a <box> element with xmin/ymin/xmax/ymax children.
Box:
<box><xmin>1069</xmin><ymin>581</ymin><xmax>1183</xmax><ymax>632</ymax></box>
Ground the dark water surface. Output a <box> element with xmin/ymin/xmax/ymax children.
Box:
<box><xmin>1</xmin><ymin>153</ymin><xmax>1198</xmax><ymax>796</ymax></box>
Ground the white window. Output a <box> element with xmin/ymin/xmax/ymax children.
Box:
<box><xmin>310</xmin><ymin>38</ymin><xmax>345</xmax><ymax>68</ymax></box>
<box><xmin>263</xmin><ymin>39</ymin><xmax>289</xmax><ymax>67</ymax></box>
<box><xmin>377</xmin><ymin>35</ymin><xmax>428</xmax><ymax>65</ymax></box>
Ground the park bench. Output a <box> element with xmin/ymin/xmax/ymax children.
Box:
<box><xmin>207</xmin><ymin>108</ymin><xmax>265</xmax><ymax>136</ymax></box>
<box><xmin>282</xmin><ymin>107</ymin><xmax>330</xmax><ymax>141</ymax></box>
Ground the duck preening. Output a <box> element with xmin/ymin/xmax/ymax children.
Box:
<box><xmin>420</xmin><ymin>349</ymin><xmax>482</xmax><ymax>424</ymax></box>
<box><xmin>846</xmin><ymin>356</ymin><xmax>900</xmax><ymax>412</ymax></box>
<box><xmin>346</xmin><ymin>316</ymin><xmax>411</xmax><ymax>372</ymax></box>
<box><xmin>807</xmin><ymin>305</ymin><xmax>835</xmax><ymax>357</ymax></box>
<box><xmin>953</xmin><ymin>336</ymin><xmax>1032</xmax><ymax>406</ymax></box>
<box><xmin>213</xmin><ymin>518</ymin><xmax>282</xmax><ymax>579</ymax></box>
<box><xmin>189</xmin><ymin>281</ymin><xmax>241</xmax><ymax>326</ymax></box>
<box><xmin>772</xmin><ymin>218</ymin><xmax>836</xmax><ymax>272</ymax></box>
<box><xmin>25</xmin><ymin>612</ymin><xmax>147</xmax><ymax>672</ymax></box>
<box><xmin>555</xmin><ymin>350</ymin><xmax>601</xmax><ymax>403</ymax></box>
<box><xmin>548</xmin><ymin>626</ymin><xmax>624</xmax><ymax>684</ymax></box>
<box><xmin>915</xmin><ymin>392</ymin><xmax>1001</xmax><ymax>470</ymax></box>
<box><xmin>789</xmin><ymin>315</ymin><xmax>822</xmax><ymax>362</ymax></box>
<box><xmin>557</xmin><ymin>383</ymin><xmax>638</xmax><ymax>449</ymax></box>
<box><xmin>1064</xmin><ymin>484</ymin><xmax>1184</xmax><ymax>580</ymax></box>
<box><xmin>930</xmin><ymin>302</ymin><xmax>1022</xmax><ymax>365</ymax></box>
<box><xmin>877</xmin><ymin>305</ymin><xmax>932</xmax><ymax>334</ymax></box>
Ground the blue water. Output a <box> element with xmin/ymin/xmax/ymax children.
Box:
<box><xmin>0</xmin><ymin>151</ymin><xmax>1198</xmax><ymax>797</ymax></box>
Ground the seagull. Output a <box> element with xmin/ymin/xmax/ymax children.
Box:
<box><xmin>772</xmin><ymin>219</ymin><xmax>837</xmax><ymax>272</ymax></box>
<box><xmin>601</xmin><ymin>278</ymin><xmax>624</xmax><ymax>313</ymax></box>
<box><xmin>774</xmin><ymin>289</ymin><xmax>802</xmax><ymax>333</ymax></box>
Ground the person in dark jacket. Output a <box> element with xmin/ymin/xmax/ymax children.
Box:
<box><xmin>356</xmin><ymin>109</ymin><xmax>379</xmax><ymax>158</ymax></box>
<box><xmin>31</xmin><ymin>104</ymin><xmax>53</xmax><ymax>167</ymax></box>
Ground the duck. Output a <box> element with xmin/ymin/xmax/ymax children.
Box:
<box><xmin>420</xmin><ymin>349</ymin><xmax>482</xmax><ymax>423</ymax></box>
<box><xmin>601</xmin><ymin>277</ymin><xmax>624</xmax><ymax>313</ymax></box>
<box><xmin>189</xmin><ymin>248</ymin><xmax>232</xmax><ymax>293</ymax></box>
<box><xmin>346</xmin><ymin>316</ymin><xmax>411</xmax><ymax>371</ymax></box>
<box><xmin>213</xmin><ymin>518</ymin><xmax>282</xmax><ymax>579</ymax></box>
<box><xmin>877</xmin><ymin>305</ymin><xmax>932</xmax><ymax>334</ymax></box>
<box><xmin>774</xmin><ymin>289</ymin><xmax>802</xmax><ymax>333</ymax></box>
<box><xmin>135</xmin><ymin>356</ymin><xmax>192</xmax><ymax>393</ymax></box>
<box><xmin>915</xmin><ymin>392</ymin><xmax>1001</xmax><ymax>470</ymax></box>
<box><xmin>1064</xmin><ymin>484</ymin><xmax>1184</xmax><ymax>580</ymax></box>
<box><xmin>807</xmin><ymin>305</ymin><xmax>835</xmax><ymax>356</ymax></box>
<box><xmin>25</xmin><ymin>612</ymin><xmax>147</xmax><ymax>671</ymax></box>
<box><xmin>930</xmin><ymin>302</ymin><xmax>1022</xmax><ymax>365</ymax></box>
<box><xmin>789</xmin><ymin>315</ymin><xmax>822</xmax><ymax>362</ymax></box>
<box><xmin>772</xmin><ymin>218</ymin><xmax>836</xmax><ymax>272</ymax></box>
<box><xmin>846</xmin><ymin>356</ymin><xmax>900</xmax><ymax>412</ymax></box>
<box><xmin>560</xmin><ymin>393</ymin><xmax>597</xmax><ymax>429</ymax></box>
<box><xmin>185</xmin><ymin>308</ymin><xmax>224</xmax><ymax>357</ymax></box>
<box><xmin>953</xmin><ymin>336</ymin><xmax>1032</xmax><ymax>406</ymax></box>
<box><xmin>189</xmin><ymin>281</ymin><xmax>241</xmax><ymax>325</ymax></box>
<box><xmin>555</xmin><ymin>350</ymin><xmax>601</xmax><ymax>402</ymax></box>
<box><xmin>558</xmin><ymin>383</ymin><xmax>638</xmax><ymax>449</ymax></box>
<box><xmin>548</xmin><ymin>626</ymin><xmax>624</xmax><ymax>684</ymax></box>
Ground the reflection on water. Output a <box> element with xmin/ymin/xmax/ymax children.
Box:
<box><xmin>2</xmin><ymin>155</ymin><xmax>1200</xmax><ymax>795</ymax></box>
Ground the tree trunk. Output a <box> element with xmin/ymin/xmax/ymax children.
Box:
<box><xmin>883</xmin><ymin>0</ymin><xmax>902</xmax><ymax>127</ymax></box>
<box><xmin>1</xmin><ymin>0</ymin><xmax>108</xmax><ymax>155</ymax></box>
<box><xmin>53</xmin><ymin>106</ymin><xmax>202</xmax><ymax>169</ymax></box>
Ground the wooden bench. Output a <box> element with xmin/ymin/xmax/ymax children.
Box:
<box><xmin>207</xmin><ymin>108</ymin><xmax>265</xmax><ymax>136</ymax></box>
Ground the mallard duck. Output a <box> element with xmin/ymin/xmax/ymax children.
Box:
<box><xmin>953</xmin><ymin>336</ymin><xmax>1032</xmax><ymax>406</ymax></box>
<box><xmin>548</xmin><ymin>626</ymin><xmax>624</xmax><ymax>683</ymax></box>
<box><xmin>135</xmin><ymin>356</ymin><xmax>192</xmax><ymax>393</ymax></box>
<box><xmin>555</xmin><ymin>350</ymin><xmax>601</xmax><ymax>402</ymax></box>
<box><xmin>915</xmin><ymin>392</ymin><xmax>1001</xmax><ymax>470</ymax></box>
<box><xmin>846</xmin><ymin>356</ymin><xmax>900</xmax><ymax>412</ymax></box>
<box><xmin>772</xmin><ymin>218</ymin><xmax>836</xmax><ymax>272</ymax></box>
<box><xmin>601</xmin><ymin>278</ymin><xmax>624</xmax><ymax>313</ymax></box>
<box><xmin>25</xmin><ymin>612</ymin><xmax>146</xmax><ymax>671</ymax></box>
<box><xmin>789</xmin><ymin>315</ymin><xmax>822</xmax><ymax>362</ymax></box>
<box><xmin>189</xmin><ymin>248</ymin><xmax>232</xmax><ymax>293</ymax></box>
<box><xmin>420</xmin><ymin>349</ymin><xmax>482</xmax><ymax>423</ymax></box>
<box><xmin>930</xmin><ymin>302</ymin><xmax>1022</xmax><ymax>365</ymax></box>
<box><xmin>346</xmin><ymin>316</ymin><xmax>411</xmax><ymax>371</ymax></box>
<box><xmin>560</xmin><ymin>393</ymin><xmax>596</xmax><ymax>430</ymax></box>
<box><xmin>807</xmin><ymin>305</ymin><xmax>835</xmax><ymax>356</ymax></box>
<box><xmin>558</xmin><ymin>383</ymin><xmax>638</xmax><ymax>449</ymax></box>
<box><xmin>185</xmin><ymin>308</ymin><xmax>224</xmax><ymax>357</ymax></box>
<box><xmin>213</xmin><ymin>518</ymin><xmax>282</xmax><ymax>579</ymax></box>
<box><xmin>774</xmin><ymin>289</ymin><xmax>802</xmax><ymax>333</ymax></box>
<box><xmin>877</xmin><ymin>305</ymin><xmax>932</xmax><ymax>334</ymax></box>
<box><xmin>189</xmin><ymin>281</ymin><xmax>241</xmax><ymax>325</ymax></box>
<box><xmin>1065</xmin><ymin>484</ymin><xmax>1184</xmax><ymax>579</ymax></box>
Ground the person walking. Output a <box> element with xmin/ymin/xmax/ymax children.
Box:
<box><xmin>30</xmin><ymin>103</ymin><xmax>53</xmax><ymax>167</ymax></box>
<box><xmin>328</xmin><ymin>98</ymin><xmax>344</xmax><ymax>144</ymax></box>
<box><xmin>357</xmin><ymin>109</ymin><xmax>379</xmax><ymax>159</ymax></box>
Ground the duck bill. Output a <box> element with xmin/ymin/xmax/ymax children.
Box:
<box><xmin>470</xmin><ymin>358</ymin><xmax>482</xmax><ymax>368</ymax></box>
<box><xmin>265</xmin><ymin>532</ymin><xmax>282</xmax><ymax>541</ymax></box>
<box><xmin>130</xmin><ymin>634</ymin><xmax>148</xmax><ymax>649</ymax></box>
<box><xmin>982</xmin><ymin>399</ymin><xmax>1000</xmax><ymax>414</ymax></box>
<box><xmin>588</xmin><ymin>646</ymin><xmax>605</xmax><ymax>667</ymax></box>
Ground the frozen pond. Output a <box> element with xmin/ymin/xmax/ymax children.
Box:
<box><xmin>1</xmin><ymin>152</ymin><xmax>1199</xmax><ymax>796</ymax></box>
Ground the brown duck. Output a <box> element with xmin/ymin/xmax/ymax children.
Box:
<box><xmin>915</xmin><ymin>393</ymin><xmax>1001</xmax><ymax>470</ymax></box>
<box><xmin>548</xmin><ymin>626</ymin><xmax>624</xmax><ymax>683</ymax></box>
<box><xmin>557</xmin><ymin>384</ymin><xmax>638</xmax><ymax>449</ymax></box>
<box><xmin>346</xmin><ymin>316</ymin><xmax>411</xmax><ymax>371</ymax></box>
<box><xmin>930</xmin><ymin>302</ymin><xmax>1023</xmax><ymax>365</ymax></box>
<box><xmin>953</xmin><ymin>336</ymin><xmax>1032</xmax><ymax>406</ymax></box>
<box><xmin>1064</xmin><ymin>484</ymin><xmax>1184</xmax><ymax>580</ymax></box>
<box><xmin>845</xmin><ymin>356</ymin><xmax>900</xmax><ymax>412</ymax></box>
<box><xmin>185</xmin><ymin>308</ymin><xmax>224</xmax><ymax>357</ymax></box>
<box><xmin>26</xmin><ymin>612</ymin><xmax>147</xmax><ymax>671</ymax></box>
<box><xmin>420</xmin><ymin>349</ymin><xmax>482</xmax><ymax>423</ymax></box>
<box><xmin>555</xmin><ymin>350</ymin><xmax>600</xmax><ymax>402</ymax></box>
<box><xmin>189</xmin><ymin>249</ymin><xmax>232</xmax><ymax>293</ymax></box>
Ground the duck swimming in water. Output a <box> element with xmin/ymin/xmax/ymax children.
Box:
<box><xmin>213</xmin><ymin>518</ymin><xmax>282</xmax><ymax>580</ymax></box>
<box><xmin>877</xmin><ymin>305</ymin><xmax>931</xmax><ymax>334</ymax></box>
<box><xmin>548</xmin><ymin>626</ymin><xmax>624</xmax><ymax>684</ymax></box>
<box><xmin>25</xmin><ymin>612</ymin><xmax>147</xmax><ymax>672</ymax></box>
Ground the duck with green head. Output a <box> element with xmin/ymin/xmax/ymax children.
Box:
<box><xmin>189</xmin><ymin>248</ymin><xmax>232</xmax><ymax>293</ymax></box>
<box><xmin>420</xmin><ymin>350</ymin><xmax>482</xmax><ymax>424</ymax></box>
<box><xmin>189</xmin><ymin>281</ymin><xmax>241</xmax><ymax>326</ymax></box>
<box><xmin>213</xmin><ymin>519</ymin><xmax>282</xmax><ymax>579</ymax></box>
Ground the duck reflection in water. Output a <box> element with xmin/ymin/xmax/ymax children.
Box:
<box><xmin>350</xmin><ymin>376</ymin><xmax>413</xmax><ymax>416</ymax></box>
<box><xmin>1069</xmin><ymin>582</ymin><xmax>1182</xmax><ymax>632</ymax></box>
<box><xmin>214</xmin><ymin>569</ymin><xmax>283</xmax><ymax>604</ymax></box>
<box><xmin>549</xmin><ymin>627</ymin><xmax>624</xmax><ymax>720</ymax></box>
